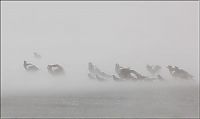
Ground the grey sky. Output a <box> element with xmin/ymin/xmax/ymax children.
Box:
<box><xmin>1</xmin><ymin>1</ymin><xmax>199</xmax><ymax>80</ymax></box>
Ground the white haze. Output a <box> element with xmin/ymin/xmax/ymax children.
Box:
<box><xmin>1</xmin><ymin>1</ymin><xmax>199</xmax><ymax>96</ymax></box>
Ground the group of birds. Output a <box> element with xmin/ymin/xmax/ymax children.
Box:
<box><xmin>24</xmin><ymin>52</ymin><xmax>193</xmax><ymax>81</ymax></box>
<box><xmin>23</xmin><ymin>52</ymin><xmax>65</xmax><ymax>76</ymax></box>
<box><xmin>88</xmin><ymin>63</ymin><xmax>163</xmax><ymax>81</ymax></box>
<box><xmin>88</xmin><ymin>63</ymin><xmax>193</xmax><ymax>81</ymax></box>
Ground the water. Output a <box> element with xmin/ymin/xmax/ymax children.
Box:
<box><xmin>1</xmin><ymin>80</ymin><xmax>199</xmax><ymax>118</ymax></box>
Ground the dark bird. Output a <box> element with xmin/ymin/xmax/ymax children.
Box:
<box><xmin>23</xmin><ymin>61</ymin><xmax>39</xmax><ymax>72</ymax></box>
<box><xmin>167</xmin><ymin>65</ymin><xmax>193</xmax><ymax>80</ymax></box>
<box><xmin>47</xmin><ymin>64</ymin><xmax>65</xmax><ymax>76</ymax></box>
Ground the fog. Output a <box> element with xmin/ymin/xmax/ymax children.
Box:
<box><xmin>1</xmin><ymin>1</ymin><xmax>199</xmax><ymax>95</ymax></box>
<box><xmin>1</xmin><ymin>1</ymin><xmax>199</xmax><ymax>117</ymax></box>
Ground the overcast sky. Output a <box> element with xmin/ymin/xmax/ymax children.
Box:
<box><xmin>1</xmin><ymin>1</ymin><xmax>199</xmax><ymax>81</ymax></box>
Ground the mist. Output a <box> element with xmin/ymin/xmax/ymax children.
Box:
<box><xmin>1</xmin><ymin>1</ymin><xmax>199</xmax><ymax>118</ymax></box>
<box><xmin>1</xmin><ymin>1</ymin><xmax>199</xmax><ymax>94</ymax></box>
